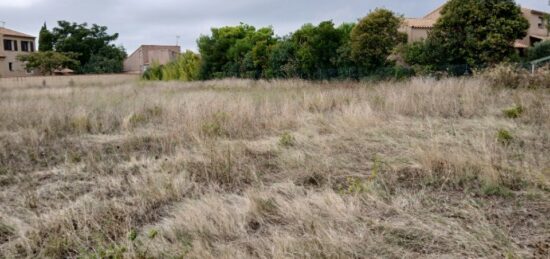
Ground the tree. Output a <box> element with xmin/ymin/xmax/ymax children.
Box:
<box><xmin>290</xmin><ymin>21</ymin><xmax>347</xmax><ymax>79</ymax></box>
<box><xmin>17</xmin><ymin>51</ymin><xmax>79</xmax><ymax>75</ymax></box>
<box><xmin>350</xmin><ymin>9</ymin><xmax>405</xmax><ymax>72</ymax></box>
<box><xmin>197</xmin><ymin>23</ymin><xmax>276</xmax><ymax>79</ymax></box>
<box><xmin>38</xmin><ymin>23</ymin><xmax>54</xmax><ymax>52</ymax></box>
<box><xmin>428</xmin><ymin>0</ymin><xmax>529</xmax><ymax>67</ymax></box>
<box><xmin>49</xmin><ymin>21</ymin><xmax>126</xmax><ymax>73</ymax></box>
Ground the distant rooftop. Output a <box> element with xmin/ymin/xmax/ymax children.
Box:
<box><xmin>0</xmin><ymin>27</ymin><xmax>35</xmax><ymax>38</ymax></box>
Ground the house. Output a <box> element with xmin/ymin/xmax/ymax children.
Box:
<box><xmin>123</xmin><ymin>45</ymin><xmax>181</xmax><ymax>73</ymax></box>
<box><xmin>0</xmin><ymin>26</ymin><xmax>36</xmax><ymax>77</ymax></box>
<box><xmin>401</xmin><ymin>4</ymin><xmax>549</xmax><ymax>50</ymax></box>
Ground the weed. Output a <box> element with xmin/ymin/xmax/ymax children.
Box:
<box><xmin>70</xmin><ymin>115</ymin><xmax>92</xmax><ymax>133</ymax></box>
<box><xmin>201</xmin><ymin>112</ymin><xmax>228</xmax><ymax>137</ymax></box>
<box><xmin>0</xmin><ymin>221</ymin><xmax>14</xmax><ymax>244</ymax></box>
<box><xmin>482</xmin><ymin>184</ymin><xmax>513</xmax><ymax>197</ymax></box>
<box><xmin>279</xmin><ymin>132</ymin><xmax>296</xmax><ymax>147</ymax></box>
<box><xmin>502</xmin><ymin>105</ymin><xmax>524</xmax><ymax>119</ymax></box>
<box><xmin>497</xmin><ymin>129</ymin><xmax>513</xmax><ymax>145</ymax></box>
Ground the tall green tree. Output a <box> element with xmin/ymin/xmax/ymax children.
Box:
<box><xmin>350</xmin><ymin>8</ymin><xmax>405</xmax><ymax>72</ymax></box>
<box><xmin>49</xmin><ymin>21</ymin><xmax>127</xmax><ymax>73</ymax></box>
<box><xmin>428</xmin><ymin>0</ymin><xmax>529</xmax><ymax>67</ymax></box>
<box><xmin>38</xmin><ymin>23</ymin><xmax>54</xmax><ymax>52</ymax></box>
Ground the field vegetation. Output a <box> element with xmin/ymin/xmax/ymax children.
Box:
<box><xmin>0</xmin><ymin>74</ymin><xmax>548</xmax><ymax>258</ymax></box>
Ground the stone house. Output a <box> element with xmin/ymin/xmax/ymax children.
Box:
<box><xmin>123</xmin><ymin>45</ymin><xmax>181</xmax><ymax>73</ymax></box>
<box><xmin>0</xmin><ymin>26</ymin><xmax>36</xmax><ymax>77</ymax></box>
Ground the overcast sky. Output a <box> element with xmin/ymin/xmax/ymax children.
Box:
<box><xmin>0</xmin><ymin>0</ymin><xmax>547</xmax><ymax>54</ymax></box>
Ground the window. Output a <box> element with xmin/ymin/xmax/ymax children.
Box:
<box><xmin>3</xmin><ymin>39</ymin><xmax>12</xmax><ymax>51</ymax></box>
<box><xmin>30</xmin><ymin>42</ymin><xmax>34</xmax><ymax>52</ymax></box>
<box><xmin>21</xmin><ymin>41</ymin><xmax>29</xmax><ymax>52</ymax></box>
<box><xmin>8</xmin><ymin>62</ymin><xmax>13</xmax><ymax>72</ymax></box>
<box><xmin>539</xmin><ymin>16</ymin><xmax>545</xmax><ymax>29</ymax></box>
<box><xmin>13</xmin><ymin>40</ymin><xmax>18</xmax><ymax>51</ymax></box>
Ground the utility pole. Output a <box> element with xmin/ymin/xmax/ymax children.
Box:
<box><xmin>176</xmin><ymin>35</ymin><xmax>180</xmax><ymax>47</ymax></box>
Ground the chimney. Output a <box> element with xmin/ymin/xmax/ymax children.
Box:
<box><xmin>0</xmin><ymin>21</ymin><xmax>5</xmax><ymax>28</ymax></box>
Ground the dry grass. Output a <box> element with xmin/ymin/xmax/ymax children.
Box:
<box><xmin>0</xmin><ymin>77</ymin><xmax>548</xmax><ymax>258</ymax></box>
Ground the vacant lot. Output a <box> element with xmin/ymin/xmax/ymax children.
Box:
<box><xmin>0</xmin><ymin>78</ymin><xmax>548</xmax><ymax>258</ymax></box>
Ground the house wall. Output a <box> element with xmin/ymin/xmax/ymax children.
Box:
<box><xmin>123</xmin><ymin>45</ymin><xmax>181</xmax><ymax>73</ymax></box>
<box><xmin>408</xmin><ymin>28</ymin><xmax>431</xmax><ymax>42</ymax></box>
<box><xmin>123</xmin><ymin>48</ymin><xmax>144</xmax><ymax>73</ymax></box>
<box><xmin>516</xmin><ymin>9</ymin><xmax>549</xmax><ymax>47</ymax></box>
<box><xmin>0</xmin><ymin>35</ymin><xmax>36</xmax><ymax>78</ymax></box>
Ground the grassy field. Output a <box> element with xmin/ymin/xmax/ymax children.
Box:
<box><xmin>0</xmin><ymin>77</ymin><xmax>548</xmax><ymax>258</ymax></box>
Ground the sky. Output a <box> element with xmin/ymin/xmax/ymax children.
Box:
<box><xmin>0</xmin><ymin>0</ymin><xmax>548</xmax><ymax>54</ymax></box>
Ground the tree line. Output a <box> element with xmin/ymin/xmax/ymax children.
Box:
<box><xmin>150</xmin><ymin>0</ymin><xmax>549</xmax><ymax>81</ymax></box>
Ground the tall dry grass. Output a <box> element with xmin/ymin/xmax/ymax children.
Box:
<box><xmin>0</xmin><ymin>77</ymin><xmax>548</xmax><ymax>258</ymax></box>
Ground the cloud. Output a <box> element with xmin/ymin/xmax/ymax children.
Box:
<box><xmin>0</xmin><ymin>0</ymin><xmax>43</xmax><ymax>8</ymax></box>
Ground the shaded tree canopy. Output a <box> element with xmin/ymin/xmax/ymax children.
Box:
<box><xmin>427</xmin><ymin>0</ymin><xmax>529</xmax><ymax>67</ymax></box>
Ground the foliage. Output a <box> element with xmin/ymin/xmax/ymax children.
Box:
<box><xmin>497</xmin><ymin>129</ymin><xmax>514</xmax><ymax>145</ymax></box>
<box><xmin>527</xmin><ymin>41</ymin><xmax>550</xmax><ymax>61</ymax></box>
<box><xmin>143</xmin><ymin>51</ymin><xmax>201</xmax><ymax>81</ymax></box>
<box><xmin>279</xmin><ymin>132</ymin><xmax>296</xmax><ymax>147</ymax></box>
<box><xmin>350</xmin><ymin>8</ymin><xmax>406</xmax><ymax>73</ymax></box>
<box><xmin>17</xmin><ymin>51</ymin><xmax>80</xmax><ymax>75</ymax></box>
<box><xmin>38</xmin><ymin>23</ymin><xmax>54</xmax><ymax>52</ymax></box>
<box><xmin>502</xmin><ymin>105</ymin><xmax>524</xmax><ymax>119</ymax></box>
<box><xmin>427</xmin><ymin>0</ymin><xmax>529</xmax><ymax>67</ymax></box>
<box><xmin>197</xmin><ymin>23</ymin><xmax>276</xmax><ymax>79</ymax></box>
<box><xmin>45</xmin><ymin>21</ymin><xmax>127</xmax><ymax>73</ymax></box>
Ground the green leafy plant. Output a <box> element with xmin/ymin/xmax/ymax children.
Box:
<box><xmin>497</xmin><ymin>129</ymin><xmax>514</xmax><ymax>145</ymax></box>
<box><xmin>502</xmin><ymin>105</ymin><xmax>524</xmax><ymax>119</ymax></box>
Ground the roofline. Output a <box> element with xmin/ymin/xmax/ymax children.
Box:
<box><xmin>423</xmin><ymin>4</ymin><xmax>445</xmax><ymax>19</ymax></box>
<box><xmin>2</xmin><ymin>34</ymin><xmax>35</xmax><ymax>39</ymax></box>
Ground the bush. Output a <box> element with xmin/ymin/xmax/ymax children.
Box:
<box><xmin>143</xmin><ymin>51</ymin><xmax>200</xmax><ymax>81</ymax></box>
<box><xmin>527</xmin><ymin>41</ymin><xmax>550</xmax><ymax>61</ymax></box>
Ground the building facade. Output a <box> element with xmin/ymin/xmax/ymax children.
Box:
<box><xmin>123</xmin><ymin>45</ymin><xmax>181</xmax><ymax>73</ymax></box>
<box><xmin>401</xmin><ymin>5</ymin><xmax>549</xmax><ymax>49</ymax></box>
<box><xmin>0</xmin><ymin>27</ymin><xmax>36</xmax><ymax>77</ymax></box>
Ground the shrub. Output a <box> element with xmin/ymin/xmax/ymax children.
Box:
<box><xmin>502</xmin><ymin>105</ymin><xmax>524</xmax><ymax>119</ymax></box>
<box><xmin>527</xmin><ymin>41</ymin><xmax>550</xmax><ymax>61</ymax></box>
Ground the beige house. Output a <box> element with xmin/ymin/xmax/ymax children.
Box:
<box><xmin>123</xmin><ymin>45</ymin><xmax>181</xmax><ymax>73</ymax></box>
<box><xmin>402</xmin><ymin>4</ymin><xmax>549</xmax><ymax>49</ymax></box>
<box><xmin>0</xmin><ymin>27</ymin><xmax>36</xmax><ymax>77</ymax></box>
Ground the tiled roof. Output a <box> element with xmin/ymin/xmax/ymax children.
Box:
<box><xmin>404</xmin><ymin>18</ymin><xmax>436</xmax><ymax>29</ymax></box>
<box><xmin>0</xmin><ymin>27</ymin><xmax>35</xmax><ymax>38</ymax></box>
